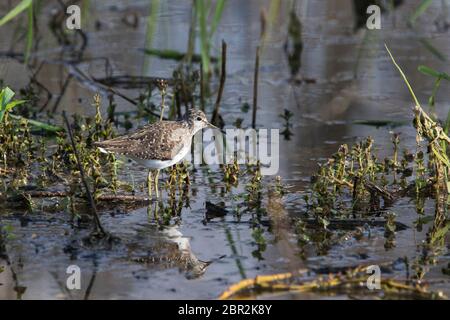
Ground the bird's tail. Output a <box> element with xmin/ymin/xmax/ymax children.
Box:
<box><xmin>93</xmin><ymin>139</ymin><xmax>129</xmax><ymax>154</ymax></box>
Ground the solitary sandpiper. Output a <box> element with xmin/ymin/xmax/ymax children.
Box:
<box><xmin>94</xmin><ymin>109</ymin><xmax>219</xmax><ymax>199</ymax></box>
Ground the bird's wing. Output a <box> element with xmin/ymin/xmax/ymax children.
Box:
<box><xmin>94</xmin><ymin>121</ymin><xmax>189</xmax><ymax>161</ymax></box>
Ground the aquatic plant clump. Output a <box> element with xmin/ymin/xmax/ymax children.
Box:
<box><xmin>304</xmin><ymin>136</ymin><xmax>416</xmax><ymax>222</ymax></box>
<box><xmin>0</xmin><ymin>94</ymin><xmax>119</xmax><ymax>201</ymax></box>
<box><xmin>303</xmin><ymin>47</ymin><xmax>450</xmax><ymax>234</ymax></box>
<box><xmin>217</xmin><ymin>102</ymin><xmax>450</xmax><ymax>300</ymax></box>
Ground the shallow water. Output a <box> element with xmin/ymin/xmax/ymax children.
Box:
<box><xmin>1</xmin><ymin>0</ymin><xmax>450</xmax><ymax>299</ymax></box>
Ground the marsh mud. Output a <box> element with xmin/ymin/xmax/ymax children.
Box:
<box><xmin>1</xmin><ymin>0</ymin><xmax>450</xmax><ymax>299</ymax></box>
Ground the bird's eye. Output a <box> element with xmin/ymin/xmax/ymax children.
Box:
<box><xmin>196</xmin><ymin>117</ymin><xmax>202</xmax><ymax>121</ymax></box>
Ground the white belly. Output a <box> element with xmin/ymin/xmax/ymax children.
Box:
<box><xmin>130</xmin><ymin>144</ymin><xmax>191</xmax><ymax>170</ymax></box>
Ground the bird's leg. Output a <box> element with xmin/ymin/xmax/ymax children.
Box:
<box><xmin>159</xmin><ymin>90</ymin><xmax>166</xmax><ymax>121</ymax></box>
<box><xmin>154</xmin><ymin>169</ymin><xmax>161</xmax><ymax>198</ymax></box>
<box><xmin>147</xmin><ymin>169</ymin><xmax>153</xmax><ymax>199</ymax></box>
<box><xmin>159</xmin><ymin>105</ymin><xmax>165</xmax><ymax>121</ymax></box>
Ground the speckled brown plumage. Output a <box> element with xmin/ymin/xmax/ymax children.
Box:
<box><xmin>94</xmin><ymin>109</ymin><xmax>209</xmax><ymax>161</ymax></box>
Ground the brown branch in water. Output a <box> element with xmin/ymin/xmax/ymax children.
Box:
<box><xmin>25</xmin><ymin>191</ymin><xmax>68</xmax><ymax>198</ymax></box>
<box><xmin>22</xmin><ymin>190</ymin><xmax>151</xmax><ymax>203</ymax></box>
<box><xmin>62</xmin><ymin>111</ymin><xmax>105</xmax><ymax>235</ymax></box>
<box><xmin>211</xmin><ymin>40</ymin><xmax>227</xmax><ymax>126</ymax></box>
<box><xmin>218</xmin><ymin>264</ymin><xmax>446</xmax><ymax>300</ymax></box>
<box><xmin>252</xmin><ymin>46</ymin><xmax>260</xmax><ymax>129</ymax></box>
<box><xmin>95</xmin><ymin>194</ymin><xmax>150</xmax><ymax>203</ymax></box>
<box><xmin>364</xmin><ymin>180</ymin><xmax>395</xmax><ymax>202</ymax></box>
<box><xmin>93</xmin><ymin>75</ymin><xmax>174</xmax><ymax>89</ymax></box>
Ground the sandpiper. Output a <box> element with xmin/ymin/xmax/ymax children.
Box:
<box><xmin>94</xmin><ymin>109</ymin><xmax>218</xmax><ymax>199</ymax></box>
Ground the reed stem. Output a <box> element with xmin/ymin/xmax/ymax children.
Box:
<box><xmin>252</xmin><ymin>46</ymin><xmax>260</xmax><ymax>129</ymax></box>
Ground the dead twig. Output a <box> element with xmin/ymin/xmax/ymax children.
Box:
<box><xmin>13</xmin><ymin>190</ymin><xmax>150</xmax><ymax>203</ymax></box>
<box><xmin>93</xmin><ymin>75</ymin><xmax>174</xmax><ymax>89</ymax></box>
<box><xmin>62</xmin><ymin>111</ymin><xmax>106</xmax><ymax>235</ymax></box>
<box><xmin>219</xmin><ymin>264</ymin><xmax>446</xmax><ymax>300</ymax></box>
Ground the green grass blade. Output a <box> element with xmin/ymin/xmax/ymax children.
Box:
<box><xmin>82</xmin><ymin>0</ymin><xmax>90</xmax><ymax>29</ymax></box>
<box><xmin>430</xmin><ymin>221</ymin><xmax>450</xmax><ymax>244</ymax></box>
<box><xmin>428</xmin><ymin>77</ymin><xmax>441</xmax><ymax>107</ymax></box>
<box><xmin>418</xmin><ymin>65</ymin><xmax>450</xmax><ymax>81</ymax></box>
<box><xmin>409</xmin><ymin>0</ymin><xmax>433</xmax><ymax>26</ymax></box>
<box><xmin>0</xmin><ymin>0</ymin><xmax>32</xmax><ymax>26</ymax></box>
<box><xmin>418</xmin><ymin>65</ymin><xmax>441</xmax><ymax>78</ymax></box>
<box><xmin>0</xmin><ymin>87</ymin><xmax>15</xmax><ymax>121</ymax></box>
<box><xmin>25</xmin><ymin>2</ymin><xmax>33</xmax><ymax>63</ymax></box>
<box><xmin>197</xmin><ymin>0</ymin><xmax>210</xmax><ymax>74</ymax></box>
<box><xmin>143</xmin><ymin>0</ymin><xmax>160</xmax><ymax>72</ymax></box>
<box><xmin>209</xmin><ymin>0</ymin><xmax>226</xmax><ymax>37</ymax></box>
<box><xmin>5</xmin><ymin>100</ymin><xmax>27</xmax><ymax>112</ymax></box>
<box><xmin>145</xmin><ymin>0</ymin><xmax>159</xmax><ymax>50</ymax></box>
<box><xmin>268</xmin><ymin>0</ymin><xmax>281</xmax><ymax>24</ymax></box>
<box><xmin>385</xmin><ymin>44</ymin><xmax>420</xmax><ymax>107</ymax></box>
<box><xmin>444</xmin><ymin>108</ymin><xmax>450</xmax><ymax>135</ymax></box>
<box><xmin>419</xmin><ymin>38</ymin><xmax>447</xmax><ymax>61</ymax></box>
<box><xmin>8</xmin><ymin>114</ymin><xmax>64</xmax><ymax>133</ymax></box>
<box><xmin>0</xmin><ymin>87</ymin><xmax>15</xmax><ymax>108</ymax></box>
